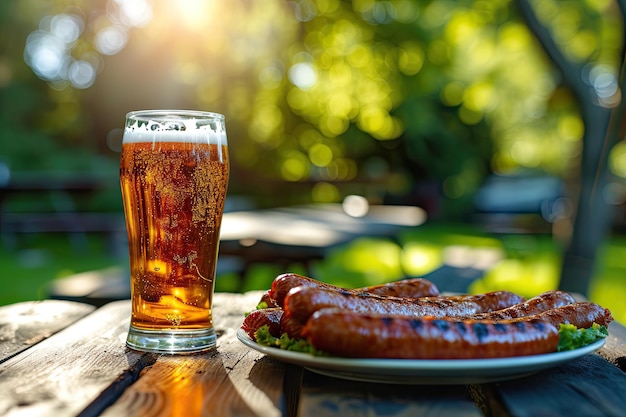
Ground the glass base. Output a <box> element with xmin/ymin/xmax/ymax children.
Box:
<box><xmin>126</xmin><ymin>325</ymin><xmax>217</xmax><ymax>354</ymax></box>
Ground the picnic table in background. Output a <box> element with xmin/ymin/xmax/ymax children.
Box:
<box><xmin>0</xmin><ymin>165</ymin><xmax>125</xmax><ymax>254</ymax></box>
<box><xmin>218</xmin><ymin>203</ymin><xmax>426</xmax><ymax>272</ymax></box>
<box><xmin>46</xmin><ymin>203</ymin><xmax>429</xmax><ymax>304</ymax></box>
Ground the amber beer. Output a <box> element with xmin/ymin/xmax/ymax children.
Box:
<box><xmin>120</xmin><ymin>110</ymin><xmax>229</xmax><ymax>353</ymax></box>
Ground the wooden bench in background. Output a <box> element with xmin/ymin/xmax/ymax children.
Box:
<box><xmin>0</xmin><ymin>165</ymin><xmax>125</xmax><ymax>255</ymax></box>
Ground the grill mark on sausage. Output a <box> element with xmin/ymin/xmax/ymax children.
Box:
<box><xmin>302</xmin><ymin>310</ymin><xmax>562</xmax><ymax>359</ymax></box>
<box><xmin>241</xmin><ymin>308</ymin><xmax>284</xmax><ymax>340</ymax></box>
<box><xmin>283</xmin><ymin>286</ymin><xmax>525</xmax><ymax>323</ymax></box>
<box><xmin>465</xmin><ymin>290</ymin><xmax>576</xmax><ymax>321</ymax></box>
<box><xmin>493</xmin><ymin>322</ymin><xmax>507</xmax><ymax>333</ymax></box>
<box><xmin>410</xmin><ymin>319</ymin><xmax>423</xmax><ymax>331</ymax></box>
<box><xmin>472</xmin><ymin>322</ymin><xmax>489</xmax><ymax>342</ymax></box>
<box><xmin>433</xmin><ymin>320</ymin><xmax>449</xmax><ymax>332</ymax></box>
<box><xmin>298</xmin><ymin>299</ymin><xmax>613</xmax><ymax>359</ymax></box>
<box><xmin>509</xmin><ymin>302</ymin><xmax>613</xmax><ymax>329</ymax></box>
<box><xmin>268</xmin><ymin>273</ymin><xmax>440</xmax><ymax>307</ymax></box>
<box><xmin>382</xmin><ymin>317</ymin><xmax>394</xmax><ymax>327</ymax></box>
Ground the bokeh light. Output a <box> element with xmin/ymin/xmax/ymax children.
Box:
<box><xmin>94</xmin><ymin>26</ymin><xmax>128</xmax><ymax>55</ymax></box>
<box><xmin>12</xmin><ymin>0</ymin><xmax>625</xmax><ymax>211</ymax></box>
<box><xmin>24</xmin><ymin>0</ymin><xmax>152</xmax><ymax>89</ymax></box>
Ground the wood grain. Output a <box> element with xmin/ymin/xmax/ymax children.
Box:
<box><xmin>99</xmin><ymin>291</ymin><xmax>286</xmax><ymax>417</ymax></box>
<box><xmin>298</xmin><ymin>370</ymin><xmax>482</xmax><ymax>417</ymax></box>
<box><xmin>470</xmin><ymin>354</ymin><xmax>626</xmax><ymax>417</ymax></box>
<box><xmin>2</xmin><ymin>291</ymin><xmax>625</xmax><ymax>417</ymax></box>
<box><xmin>469</xmin><ymin>318</ymin><xmax>626</xmax><ymax>417</ymax></box>
<box><xmin>0</xmin><ymin>300</ymin><xmax>150</xmax><ymax>417</ymax></box>
<box><xmin>598</xmin><ymin>321</ymin><xmax>626</xmax><ymax>371</ymax></box>
<box><xmin>0</xmin><ymin>300</ymin><xmax>95</xmax><ymax>364</ymax></box>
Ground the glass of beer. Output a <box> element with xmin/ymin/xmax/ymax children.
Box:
<box><xmin>120</xmin><ymin>110</ymin><xmax>229</xmax><ymax>354</ymax></box>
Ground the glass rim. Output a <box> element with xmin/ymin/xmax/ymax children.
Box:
<box><xmin>125</xmin><ymin>109</ymin><xmax>225</xmax><ymax>121</ymax></box>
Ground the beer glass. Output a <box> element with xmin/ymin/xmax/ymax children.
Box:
<box><xmin>120</xmin><ymin>110</ymin><xmax>229</xmax><ymax>354</ymax></box>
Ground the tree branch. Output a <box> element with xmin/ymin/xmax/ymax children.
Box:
<box><xmin>513</xmin><ymin>0</ymin><xmax>591</xmax><ymax>105</ymax></box>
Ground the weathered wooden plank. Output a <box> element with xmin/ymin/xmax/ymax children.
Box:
<box><xmin>298</xmin><ymin>371</ymin><xmax>482</xmax><ymax>417</ymax></box>
<box><xmin>469</xmin><ymin>353</ymin><xmax>626</xmax><ymax>417</ymax></box>
<box><xmin>0</xmin><ymin>300</ymin><xmax>95</xmax><ymax>364</ymax></box>
<box><xmin>598</xmin><ymin>321</ymin><xmax>626</xmax><ymax>371</ymax></box>
<box><xmin>0</xmin><ymin>300</ymin><xmax>152</xmax><ymax>417</ymax></box>
<box><xmin>4</xmin><ymin>291</ymin><xmax>623</xmax><ymax>417</ymax></box>
<box><xmin>282</xmin><ymin>364</ymin><xmax>304</xmax><ymax>417</ymax></box>
<box><xmin>100</xmin><ymin>343</ymin><xmax>286</xmax><ymax>417</ymax></box>
<box><xmin>99</xmin><ymin>291</ymin><xmax>286</xmax><ymax>417</ymax></box>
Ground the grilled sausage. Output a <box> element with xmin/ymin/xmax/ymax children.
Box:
<box><xmin>283</xmin><ymin>286</ymin><xmax>526</xmax><ymax>323</ymax></box>
<box><xmin>301</xmin><ymin>301</ymin><xmax>612</xmax><ymax>359</ymax></box>
<box><xmin>360</xmin><ymin>278</ymin><xmax>439</xmax><ymax>298</ymax></box>
<box><xmin>302</xmin><ymin>309</ymin><xmax>560</xmax><ymax>359</ymax></box>
<box><xmin>465</xmin><ymin>290</ymin><xmax>576</xmax><ymax>320</ymax></box>
<box><xmin>269</xmin><ymin>273</ymin><xmax>439</xmax><ymax>307</ymax></box>
<box><xmin>257</xmin><ymin>290</ymin><xmax>279</xmax><ymax>308</ymax></box>
<box><xmin>269</xmin><ymin>274</ymin><xmax>339</xmax><ymax>307</ymax></box>
<box><xmin>241</xmin><ymin>308</ymin><xmax>283</xmax><ymax>340</ymax></box>
<box><xmin>508</xmin><ymin>302</ymin><xmax>613</xmax><ymax>328</ymax></box>
<box><xmin>279</xmin><ymin>313</ymin><xmax>305</xmax><ymax>339</ymax></box>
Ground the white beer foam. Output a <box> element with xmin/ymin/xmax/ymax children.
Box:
<box><xmin>123</xmin><ymin>120</ymin><xmax>228</xmax><ymax>145</ymax></box>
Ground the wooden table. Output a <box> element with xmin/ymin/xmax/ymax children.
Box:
<box><xmin>217</xmin><ymin>204</ymin><xmax>427</xmax><ymax>274</ymax></box>
<box><xmin>1</xmin><ymin>292</ymin><xmax>625</xmax><ymax>417</ymax></box>
<box><xmin>46</xmin><ymin>204</ymin><xmax>428</xmax><ymax>304</ymax></box>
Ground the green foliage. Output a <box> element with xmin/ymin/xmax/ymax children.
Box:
<box><xmin>1</xmin><ymin>1</ymin><xmax>625</xmax><ymax>327</ymax></box>
<box><xmin>312</xmin><ymin>237</ymin><xmax>405</xmax><ymax>288</ymax></box>
<box><xmin>1</xmin><ymin>0</ymin><xmax>624</xmax><ymax>214</ymax></box>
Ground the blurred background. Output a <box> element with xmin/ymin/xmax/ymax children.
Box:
<box><xmin>1</xmin><ymin>0</ymin><xmax>626</xmax><ymax>321</ymax></box>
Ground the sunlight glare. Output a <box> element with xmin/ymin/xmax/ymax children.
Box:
<box><xmin>400</xmin><ymin>243</ymin><xmax>442</xmax><ymax>276</ymax></box>
<box><xmin>171</xmin><ymin>0</ymin><xmax>213</xmax><ymax>31</ymax></box>
<box><xmin>24</xmin><ymin>31</ymin><xmax>67</xmax><ymax>81</ymax></box>
<box><xmin>112</xmin><ymin>0</ymin><xmax>152</xmax><ymax>27</ymax></box>
<box><xmin>342</xmin><ymin>195</ymin><xmax>369</xmax><ymax>217</ymax></box>
<box><xmin>289</xmin><ymin>62</ymin><xmax>318</xmax><ymax>90</ymax></box>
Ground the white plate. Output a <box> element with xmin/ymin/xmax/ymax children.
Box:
<box><xmin>236</xmin><ymin>329</ymin><xmax>605</xmax><ymax>385</ymax></box>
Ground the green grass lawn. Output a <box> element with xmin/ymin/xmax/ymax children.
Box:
<box><xmin>0</xmin><ymin>234</ymin><xmax>123</xmax><ymax>305</ymax></box>
<box><xmin>1</xmin><ymin>226</ymin><xmax>624</xmax><ymax>324</ymax></box>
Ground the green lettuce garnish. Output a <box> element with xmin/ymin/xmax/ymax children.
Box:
<box><xmin>255</xmin><ymin>301</ymin><xmax>269</xmax><ymax>310</ymax></box>
<box><xmin>557</xmin><ymin>323</ymin><xmax>608</xmax><ymax>352</ymax></box>
<box><xmin>251</xmin><ymin>322</ymin><xmax>608</xmax><ymax>357</ymax></box>
<box><xmin>254</xmin><ymin>325</ymin><xmax>326</xmax><ymax>355</ymax></box>
<box><xmin>244</xmin><ymin>301</ymin><xmax>269</xmax><ymax>317</ymax></box>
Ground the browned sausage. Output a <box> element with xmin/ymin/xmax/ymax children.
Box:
<box><xmin>269</xmin><ymin>273</ymin><xmax>439</xmax><ymax>307</ymax></box>
<box><xmin>241</xmin><ymin>308</ymin><xmax>283</xmax><ymax>340</ymax></box>
<box><xmin>359</xmin><ymin>278</ymin><xmax>439</xmax><ymax>298</ymax></box>
<box><xmin>240</xmin><ymin>307</ymin><xmax>306</xmax><ymax>341</ymax></box>
<box><xmin>301</xmin><ymin>300</ymin><xmax>612</xmax><ymax>359</ymax></box>
<box><xmin>302</xmin><ymin>308</ymin><xmax>560</xmax><ymax>359</ymax></box>
<box><xmin>269</xmin><ymin>273</ymin><xmax>338</xmax><ymax>307</ymax></box>
<box><xmin>283</xmin><ymin>286</ymin><xmax>526</xmax><ymax>323</ymax></box>
<box><xmin>279</xmin><ymin>313</ymin><xmax>305</xmax><ymax>339</ymax></box>
<box><xmin>464</xmin><ymin>290</ymin><xmax>576</xmax><ymax>320</ymax></box>
<box><xmin>508</xmin><ymin>302</ymin><xmax>613</xmax><ymax>328</ymax></box>
<box><xmin>257</xmin><ymin>290</ymin><xmax>279</xmax><ymax>308</ymax></box>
